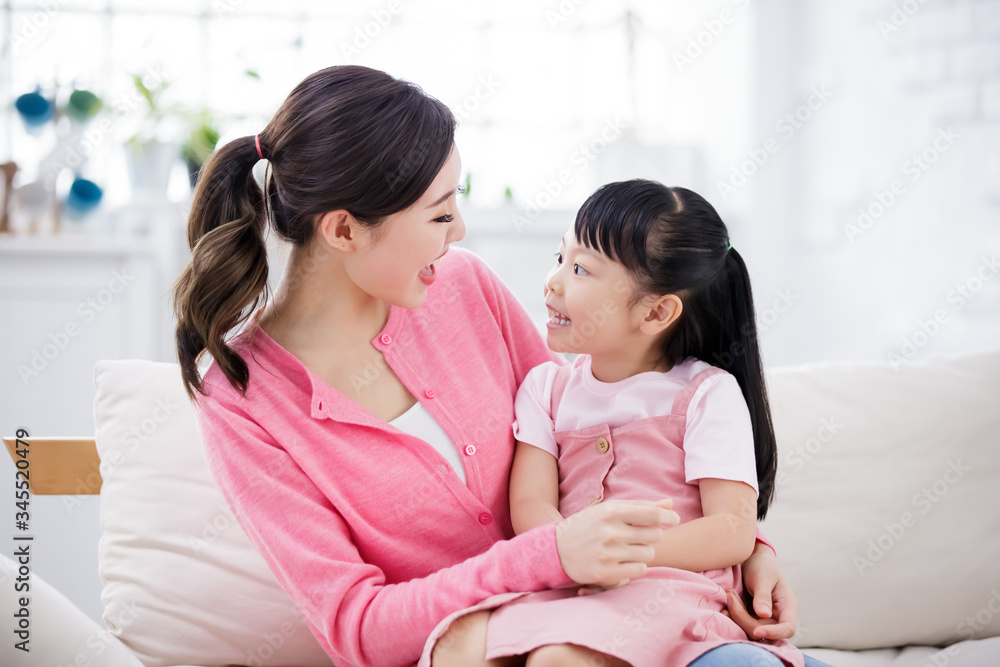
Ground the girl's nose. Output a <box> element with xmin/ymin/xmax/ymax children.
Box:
<box><xmin>544</xmin><ymin>267</ymin><xmax>561</xmax><ymax>296</ymax></box>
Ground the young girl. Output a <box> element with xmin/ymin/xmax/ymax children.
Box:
<box><xmin>434</xmin><ymin>180</ymin><xmax>809</xmax><ymax>667</ymax></box>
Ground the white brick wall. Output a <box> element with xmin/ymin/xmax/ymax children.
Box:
<box><xmin>746</xmin><ymin>0</ymin><xmax>1000</xmax><ymax>368</ymax></box>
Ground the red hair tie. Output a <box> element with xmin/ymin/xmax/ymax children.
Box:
<box><xmin>255</xmin><ymin>134</ymin><xmax>264</xmax><ymax>160</ymax></box>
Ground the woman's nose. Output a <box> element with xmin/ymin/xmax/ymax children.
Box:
<box><xmin>448</xmin><ymin>211</ymin><xmax>467</xmax><ymax>244</ymax></box>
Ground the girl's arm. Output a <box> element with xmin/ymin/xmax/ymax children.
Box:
<box><xmin>649</xmin><ymin>478</ymin><xmax>758</xmax><ymax>571</ymax></box>
<box><xmin>509</xmin><ymin>439</ymin><xmax>564</xmax><ymax>534</ymax></box>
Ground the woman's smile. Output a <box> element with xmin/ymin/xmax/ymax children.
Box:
<box><xmin>419</xmin><ymin>249</ymin><xmax>449</xmax><ymax>286</ymax></box>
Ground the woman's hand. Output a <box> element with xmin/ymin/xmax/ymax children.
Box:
<box><xmin>576</xmin><ymin>578</ymin><xmax>630</xmax><ymax>596</ymax></box>
<box><xmin>555</xmin><ymin>498</ymin><xmax>678</xmax><ymax>588</ymax></box>
<box><xmin>723</xmin><ymin>542</ymin><xmax>798</xmax><ymax>640</ymax></box>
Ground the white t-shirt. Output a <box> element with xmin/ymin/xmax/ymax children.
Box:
<box><xmin>512</xmin><ymin>355</ymin><xmax>759</xmax><ymax>496</ymax></box>
<box><xmin>390</xmin><ymin>400</ymin><xmax>466</xmax><ymax>484</ymax></box>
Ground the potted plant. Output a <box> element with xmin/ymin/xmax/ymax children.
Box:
<box><xmin>180</xmin><ymin>109</ymin><xmax>221</xmax><ymax>188</ymax></box>
<box><xmin>123</xmin><ymin>70</ymin><xmax>182</xmax><ymax>196</ymax></box>
<box><xmin>179</xmin><ymin>69</ymin><xmax>262</xmax><ymax>189</ymax></box>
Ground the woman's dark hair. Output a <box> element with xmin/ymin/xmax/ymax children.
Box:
<box><xmin>172</xmin><ymin>65</ymin><xmax>456</xmax><ymax>402</ymax></box>
<box><xmin>574</xmin><ymin>179</ymin><xmax>777</xmax><ymax>519</ymax></box>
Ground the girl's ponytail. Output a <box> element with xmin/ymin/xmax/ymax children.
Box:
<box><xmin>574</xmin><ymin>180</ymin><xmax>778</xmax><ymax>519</ymax></box>
<box><xmin>173</xmin><ymin>135</ymin><xmax>269</xmax><ymax>401</ymax></box>
<box><xmin>714</xmin><ymin>247</ymin><xmax>777</xmax><ymax>520</ymax></box>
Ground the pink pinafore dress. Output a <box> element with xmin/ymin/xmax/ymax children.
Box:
<box><xmin>418</xmin><ymin>364</ymin><xmax>805</xmax><ymax>667</ymax></box>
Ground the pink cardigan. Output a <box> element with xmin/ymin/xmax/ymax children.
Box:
<box><xmin>195</xmin><ymin>247</ymin><xmax>575</xmax><ymax>667</ymax></box>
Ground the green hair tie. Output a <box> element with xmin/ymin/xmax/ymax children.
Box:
<box><xmin>727</xmin><ymin>240</ymin><xmax>732</xmax><ymax>251</ymax></box>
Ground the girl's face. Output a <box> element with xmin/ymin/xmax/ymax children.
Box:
<box><xmin>345</xmin><ymin>145</ymin><xmax>466</xmax><ymax>309</ymax></box>
<box><xmin>543</xmin><ymin>230</ymin><xmax>644</xmax><ymax>356</ymax></box>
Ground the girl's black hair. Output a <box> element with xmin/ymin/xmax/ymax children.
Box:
<box><xmin>575</xmin><ymin>179</ymin><xmax>777</xmax><ymax>520</ymax></box>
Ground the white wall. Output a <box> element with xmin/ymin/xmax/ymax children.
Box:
<box><xmin>736</xmin><ymin>0</ymin><xmax>1000</xmax><ymax>367</ymax></box>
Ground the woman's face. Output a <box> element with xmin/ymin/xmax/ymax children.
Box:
<box><xmin>345</xmin><ymin>145</ymin><xmax>466</xmax><ymax>309</ymax></box>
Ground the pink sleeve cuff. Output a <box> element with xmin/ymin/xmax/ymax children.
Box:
<box><xmin>754</xmin><ymin>527</ymin><xmax>776</xmax><ymax>556</ymax></box>
<box><xmin>518</xmin><ymin>520</ymin><xmax>575</xmax><ymax>589</ymax></box>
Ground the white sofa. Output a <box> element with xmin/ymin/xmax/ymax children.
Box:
<box><xmin>3</xmin><ymin>348</ymin><xmax>1000</xmax><ymax>667</ymax></box>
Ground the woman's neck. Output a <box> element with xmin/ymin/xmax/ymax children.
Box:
<box><xmin>258</xmin><ymin>243</ymin><xmax>390</xmax><ymax>355</ymax></box>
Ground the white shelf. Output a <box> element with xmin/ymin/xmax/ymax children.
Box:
<box><xmin>0</xmin><ymin>232</ymin><xmax>160</xmax><ymax>257</ymax></box>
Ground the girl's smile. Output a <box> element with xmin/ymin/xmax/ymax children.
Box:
<box><xmin>546</xmin><ymin>305</ymin><xmax>571</xmax><ymax>328</ymax></box>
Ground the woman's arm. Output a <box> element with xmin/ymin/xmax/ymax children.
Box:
<box><xmin>198</xmin><ymin>379</ymin><xmax>676</xmax><ymax>666</ymax></box>
<box><xmin>649</xmin><ymin>478</ymin><xmax>758</xmax><ymax>571</ymax></box>
<box><xmin>196</xmin><ymin>387</ymin><xmax>574</xmax><ymax>667</ymax></box>
<box><xmin>509</xmin><ymin>439</ymin><xmax>564</xmax><ymax>535</ymax></box>
<box><xmin>725</xmin><ymin>541</ymin><xmax>799</xmax><ymax>640</ymax></box>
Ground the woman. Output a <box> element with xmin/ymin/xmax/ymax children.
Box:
<box><xmin>173</xmin><ymin>65</ymin><xmax>803</xmax><ymax>667</ymax></box>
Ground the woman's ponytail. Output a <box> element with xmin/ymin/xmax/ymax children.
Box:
<box><xmin>172</xmin><ymin>134</ymin><xmax>270</xmax><ymax>401</ymax></box>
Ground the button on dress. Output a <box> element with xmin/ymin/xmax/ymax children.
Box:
<box><xmin>437</xmin><ymin>363</ymin><xmax>804</xmax><ymax>667</ymax></box>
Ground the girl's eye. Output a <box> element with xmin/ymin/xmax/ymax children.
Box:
<box><xmin>456</xmin><ymin>185</ymin><xmax>467</xmax><ymax>195</ymax></box>
<box><xmin>553</xmin><ymin>252</ymin><xmax>586</xmax><ymax>275</ymax></box>
<box><xmin>433</xmin><ymin>214</ymin><xmax>454</xmax><ymax>223</ymax></box>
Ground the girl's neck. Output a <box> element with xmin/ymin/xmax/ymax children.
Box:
<box><xmin>588</xmin><ymin>350</ymin><xmax>673</xmax><ymax>384</ymax></box>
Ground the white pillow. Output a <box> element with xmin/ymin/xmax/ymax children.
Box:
<box><xmin>761</xmin><ymin>348</ymin><xmax>1000</xmax><ymax>649</ymax></box>
<box><xmin>93</xmin><ymin>359</ymin><xmax>335</xmax><ymax>667</ymax></box>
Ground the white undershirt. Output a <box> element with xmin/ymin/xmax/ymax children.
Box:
<box><xmin>390</xmin><ymin>400</ymin><xmax>467</xmax><ymax>484</ymax></box>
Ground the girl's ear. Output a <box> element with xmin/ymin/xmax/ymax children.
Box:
<box><xmin>638</xmin><ymin>293</ymin><xmax>683</xmax><ymax>336</ymax></box>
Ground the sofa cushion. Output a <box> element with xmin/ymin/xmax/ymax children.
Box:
<box><xmin>93</xmin><ymin>347</ymin><xmax>1000</xmax><ymax>660</ymax></box>
<box><xmin>761</xmin><ymin>348</ymin><xmax>1000</xmax><ymax>649</ymax></box>
<box><xmin>805</xmin><ymin>637</ymin><xmax>1000</xmax><ymax>667</ymax></box>
<box><xmin>93</xmin><ymin>359</ymin><xmax>335</xmax><ymax>667</ymax></box>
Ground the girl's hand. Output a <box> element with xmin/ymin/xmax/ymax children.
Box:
<box><xmin>555</xmin><ymin>498</ymin><xmax>678</xmax><ymax>588</ymax></box>
<box><xmin>723</xmin><ymin>543</ymin><xmax>799</xmax><ymax>640</ymax></box>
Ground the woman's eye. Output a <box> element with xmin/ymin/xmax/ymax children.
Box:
<box><xmin>433</xmin><ymin>214</ymin><xmax>454</xmax><ymax>223</ymax></box>
<box><xmin>573</xmin><ymin>263</ymin><xmax>588</xmax><ymax>276</ymax></box>
<box><xmin>553</xmin><ymin>252</ymin><xmax>563</xmax><ymax>264</ymax></box>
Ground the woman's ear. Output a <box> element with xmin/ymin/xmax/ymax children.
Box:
<box><xmin>638</xmin><ymin>293</ymin><xmax>683</xmax><ymax>336</ymax></box>
<box><xmin>316</xmin><ymin>209</ymin><xmax>361</xmax><ymax>252</ymax></box>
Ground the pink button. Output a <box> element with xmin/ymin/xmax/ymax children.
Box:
<box><xmin>425</xmin><ymin>388</ymin><xmax>436</xmax><ymax>399</ymax></box>
<box><xmin>478</xmin><ymin>512</ymin><xmax>492</xmax><ymax>525</ymax></box>
<box><xmin>464</xmin><ymin>444</ymin><xmax>476</xmax><ymax>456</ymax></box>
<box><xmin>379</xmin><ymin>333</ymin><xmax>392</xmax><ymax>345</ymax></box>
